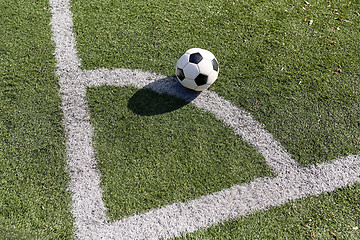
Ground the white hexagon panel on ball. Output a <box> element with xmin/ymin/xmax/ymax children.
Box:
<box><xmin>175</xmin><ymin>48</ymin><xmax>219</xmax><ymax>91</ymax></box>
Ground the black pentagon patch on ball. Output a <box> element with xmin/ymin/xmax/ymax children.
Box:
<box><xmin>212</xmin><ymin>58</ymin><xmax>219</xmax><ymax>71</ymax></box>
<box><xmin>195</xmin><ymin>74</ymin><xmax>208</xmax><ymax>86</ymax></box>
<box><xmin>189</xmin><ymin>53</ymin><xmax>203</xmax><ymax>64</ymax></box>
<box><xmin>176</xmin><ymin>68</ymin><xmax>185</xmax><ymax>81</ymax></box>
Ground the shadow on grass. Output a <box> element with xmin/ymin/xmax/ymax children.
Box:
<box><xmin>127</xmin><ymin>77</ymin><xmax>200</xmax><ymax>116</ymax></box>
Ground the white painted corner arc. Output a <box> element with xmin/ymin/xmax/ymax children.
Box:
<box><xmin>49</xmin><ymin>0</ymin><xmax>360</xmax><ymax>239</ymax></box>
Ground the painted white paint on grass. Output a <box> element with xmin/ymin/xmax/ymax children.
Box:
<box><xmin>84</xmin><ymin>69</ymin><xmax>299</xmax><ymax>174</ymax></box>
<box><xmin>50</xmin><ymin>0</ymin><xmax>108</xmax><ymax>234</ymax></box>
<box><xmin>50</xmin><ymin>0</ymin><xmax>81</xmax><ymax>72</ymax></box>
<box><xmin>49</xmin><ymin>0</ymin><xmax>360</xmax><ymax>239</ymax></box>
<box><xmin>99</xmin><ymin>155</ymin><xmax>360</xmax><ymax>239</ymax></box>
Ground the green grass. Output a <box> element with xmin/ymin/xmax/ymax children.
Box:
<box><xmin>1</xmin><ymin>0</ymin><xmax>358</xmax><ymax>238</ymax></box>
<box><xmin>177</xmin><ymin>184</ymin><xmax>360</xmax><ymax>240</ymax></box>
<box><xmin>72</xmin><ymin>0</ymin><xmax>360</xmax><ymax>238</ymax></box>
<box><xmin>0</xmin><ymin>0</ymin><xmax>73</xmax><ymax>238</ymax></box>
<box><xmin>72</xmin><ymin>0</ymin><xmax>360</xmax><ymax>166</ymax></box>
<box><xmin>87</xmin><ymin>86</ymin><xmax>274</xmax><ymax>220</ymax></box>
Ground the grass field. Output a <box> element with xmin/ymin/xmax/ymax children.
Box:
<box><xmin>87</xmin><ymin>86</ymin><xmax>274</xmax><ymax>219</ymax></box>
<box><xmin>0</xmin><ymin>0</ymin><xmax>73</xmax><ymax>238</ymax></box>
<box><xmin>75</xmin><ymin>0</ymin><xmax>359</xmax><ymax>238</ymax></box>
<box><xmin>177</xmin><ymin>183</ymin><xmax>360</xmax><ymax>239</ymax></box>
<box><xmin>1</xmin><ymin>0</ymin><xmax>359</xmax><ymax>239</ymax></box>
<box><xmin>73</xmin><ymin>0</ymin><xmax>360</xmax><ymax>165</ymax></box>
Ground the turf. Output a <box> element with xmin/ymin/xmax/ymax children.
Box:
<box><xmin>2</xmin><ymin>0</ymin><xmax>357</xmax><ymax>238</ymax></box>
<box><xmin>176</xmin><ymin>183</ymin><xmax>360</xmax><ymax>240</ymax></box>
<box><xmin>0</xmin><ymin>0</ymin><xmax>73</xmax><ymax>238</ymax></box>
<box><xmin>72</xmin><ymin>0</ymin><xmax>360</xmax><ymax>166</ymax></box>
<box><xmin>87</xmin><ymin>86</ymin><xmax>274</xmax><ymax>220</ymax></box>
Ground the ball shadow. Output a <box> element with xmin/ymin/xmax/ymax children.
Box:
<box><xmin>127</xmin><ymin>77</ymin><xmax>200</xmax><ymax>116</ymax></box>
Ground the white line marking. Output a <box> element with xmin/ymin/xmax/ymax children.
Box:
<box><xmin>50</xmin><ymin>0</ymin><xmax>81</xmax><ymax>72</ymax></box>
<box><xmin>101</xmin><ymin>155</ymin><xmax>360</xmax><ymax>239</ymax></box>
<box><xmin>85</xmin><ymin>69</ymin><xmax>299</xmax><ymax>174</ymax></box>
<box><xmin>50</xmin><ymin>0</ymin><xmax>108</xmax><ymax>235</ymax></box>
<box><xmin>49</xmin><ymin>0</ymin><xmax>360</xmax><ymax>239</ymax></box>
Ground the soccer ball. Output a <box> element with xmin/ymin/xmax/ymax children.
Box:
<box><xmin>175</xmin><ymin>48</ymin><xmax>219</xmax><ymax>91</ymax></box>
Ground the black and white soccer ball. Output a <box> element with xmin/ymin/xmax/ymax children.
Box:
<box><xmin>176</xmin><ymin>48</ymin><xmax>219</xmax><ymax>91</ymax></box>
